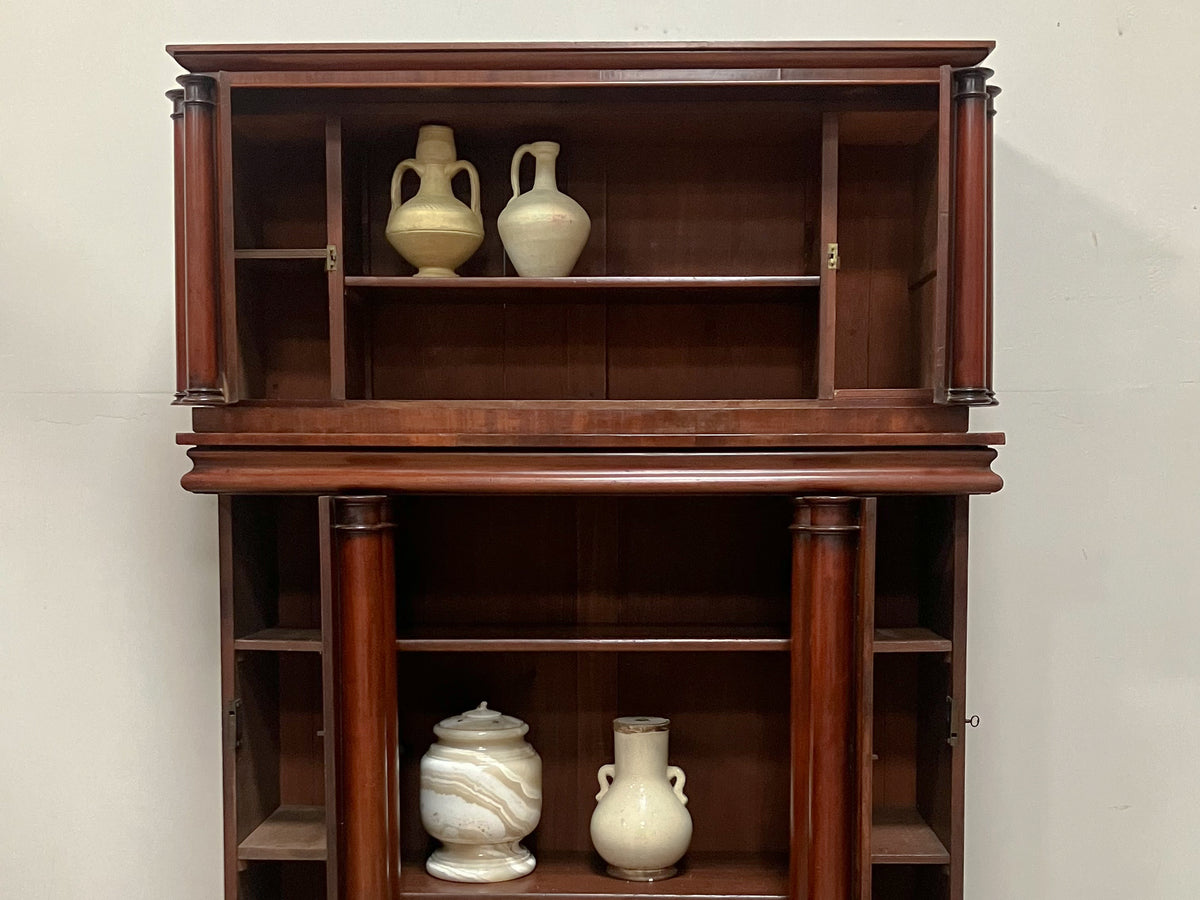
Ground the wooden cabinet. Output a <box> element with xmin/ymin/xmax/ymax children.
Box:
<box><xmin>167</xmin><ymin>42</ymin><xmax>1002</xmax><ymax>900</ymax></box>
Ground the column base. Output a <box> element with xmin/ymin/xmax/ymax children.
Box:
<box><xmin>945</xmin><ymin>387</ymin><xmax>997</xmax><ymax>406</ymax></box>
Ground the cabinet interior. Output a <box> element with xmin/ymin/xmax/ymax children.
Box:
<box><xmin>225</xmin><ymin>85</ymin><xmax>943</xmax><ymax>402</ymax></box>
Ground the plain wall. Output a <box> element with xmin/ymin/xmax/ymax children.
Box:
<box><xmin>2</xmin><ymin>2</ymin><xmax>1198</xmax><ymax>897</ymax></box>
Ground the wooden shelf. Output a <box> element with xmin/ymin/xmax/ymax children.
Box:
<box><xmin>870</xmin><ymin>809</ymin><xmax>950</xmax><ymax>865</ymax></box>
<box><xmin>237</xmin><ymin>805</ymin><xmax>327</xmax><ymax>861</ymax></box>
<box><xmin>395</xmin><ymin>624</ymin><xmax>790</xmax><ymax>653</ymax></box>
<box><xmin>344</xmin><ymin>275</ymin><xmax>820</xmax><ymax>298</ymax></box>
<box><xmin>873</xmin><ymin>627</ymin><xmax>952</xmax><ymax>654</ymax></box>
<box><xmin>398</xmin><ymin>851</ymin><xmax>788</xmax><ymax>899</ymax></box>
<box><xmin>234</xmin><ymin>627</ymin><xmax>322</xmax><ymax>652</ymax></box>
<box><xmin>235</xmin><ymin>248</ymin><xmax>328</xmax><ymax>260</ymax></box>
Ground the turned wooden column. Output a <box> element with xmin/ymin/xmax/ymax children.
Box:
<box><xmin>333</xmin><ymin>496</ymin><xmax>399</xmax><ymax>900</ymax></box>
<box><xmin>174</xmin><ymin>74</ymin><xmax>224</xmax><ymax>405</ymax></box>
<box><xmin>947</xmin><ymin>66</ymin><xmax>997</xmax><ymax>406</ymax></box>
<box><xmin>790</xmin><ymin>497</ymin><xmax>861</xmax><ymax>900</ymax></box>
<box><xmin>166</xmin><ymin>89</ymin><xmax>187</xmax><ymax>401</ymax></box>
<box><xmin>986</xmin><ymin>84</ymin><xmax>1001</xmax><ymax>391</ymax></box>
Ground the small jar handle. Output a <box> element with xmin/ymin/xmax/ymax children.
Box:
<box><xmin>595</xmin><ymin>763</ymin><xmax>615</xmax><ymax>801</ymax></box>
<box><xmin>390</xmin><ymin>159</ymin><xmax>422</xmax><ymax>212</ymax></box>
<box><xmin>446</xmin><ymin>160</ymin><xmax>481</xmax><ymax>215</ymax></box>
<box><xmin>510</xmin><ymin>144</ymin><xmax>534</xmax><ymax>199</ymax></box>
<box><xmin>667</xmin><ymin>765</ymin><xmax>688</xmax><ymax>806</ymax></box>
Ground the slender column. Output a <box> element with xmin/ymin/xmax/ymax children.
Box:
<box><xmin>166</xmin><ymin>89</ymin><xmax>187</xmax><ymax>401</ymax></box>
<box><xmin>986</xmin><ymin>85</ymin><xmax>1001</xmax><ymax>392</ymax></box>
<box><xmin>947</xmin><ymin>67</ymin><xmax>997</xmax><ymax>406</ymax></box>
<box><xmin>333</xmin><ymin>496</ymin><xmax>398</xmax><ymax>900</ymax></box>
<box><xmin>790</xmin><ymin>497</ymin><xmax>861</xmax><ymax>900</ymax></box>
<box><xmin>175</xmin><ymin>74</ymin><xmax>224</xmax><ymax>404</ymax></box>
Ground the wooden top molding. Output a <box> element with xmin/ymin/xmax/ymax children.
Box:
<box><xmin>181</xmin><ymin>447</ymin><xmax>1002</xmax><ymax>495</ymax></box>
<box><xmin>166</xmin><ymin>41</ymin><xmax>994</xmax><ymax>74</ymax></box>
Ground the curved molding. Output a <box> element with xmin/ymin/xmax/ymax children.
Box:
<box><xmin>181</xmin><ymin>448</ymin><xmax>1002</xmax><ymax>495</ymax></box>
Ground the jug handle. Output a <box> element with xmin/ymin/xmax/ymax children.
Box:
<box><xmin>667</xmin><ymin>765</ymin><xmax>688</xmax><ymax>806</ymax></box>
<box><xmin>510</xmin><ymin>144</ymin><xmax>534</xmax><ymax>199</ymax></box>
<box><xmin>447</xmin><ymin>160</ymin><xmax>482</xmax><ymax>216</ymax></box>
<box><xmin>595</xmin><ymin>763</ymin><xmax>616</xmax><ymax>801</ymax></box>
<box><xmin>390</xmin><ymin>159</ymin><xmax>422</xmax><ymax>212</ymax></box>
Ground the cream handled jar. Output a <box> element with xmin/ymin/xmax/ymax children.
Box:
<box><xmin>419</xmin><ymin>702</ymin><xmax>542</xmax><ymax>882</ymax></box>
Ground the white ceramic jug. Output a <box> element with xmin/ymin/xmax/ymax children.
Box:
<box><xmin>497</xmin><ymin>141</ymin><xmax>590</xmax><ymax>277</ymax></box>
<box><xmin>590</xmin><ymin>716</ymin><xmax>692</xmax><ymax>881</ymax></box>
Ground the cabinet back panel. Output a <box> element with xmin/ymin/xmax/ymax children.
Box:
<box><xmin>236</xmin><ymin>266</ymin><xmax>331</xmax><ymax>400</ymax></box>
<box><xmin>395</xmin><ymin>652</ymin><xmax>788</xmax><ymax>857</ymax></box>
<box><xmin>231</xmin><ymin>114</ymin><xmax>326</xmax><ymax>250</ymax></box>
<box><xmin>394</xmin><ymin>496</ymin><xmax>790</xmax><ymax>629</ymax></box>
<box><xmin>874</xmin><ymin>496</ymin><xmax>955</xmax><ymax>634</ymax></box>
<box><xmin>367</xmin><ymin>294</ymin><xmax>816</xmax><ymax>401</ymax></box>
<box><xmin>872</xmin><ymin>865</ymin><xmax>948</xmax><ymax>900</ymax></box>
<box><xmin>239</xmin><ymin>861</ymin><xmax>327</xmax><ymax>900</ymax></box>
<box><xmin>835</xmin><ymin>131</ymin><xmax>939</xmax><ymax>390</ymax></box>
<box><xmin>236</xmin><ymin>653</ymin><xmax>326</xmax><ymax>838</ymax></box>
<box><xmin>231</xmin><ymin>496</ymin><xmax>322</xmax><ymax>637</ymax></box>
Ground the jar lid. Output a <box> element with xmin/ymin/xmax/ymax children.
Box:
<box><xmin>614</xmin><ymin>715</ymin><xmax>670</xmax><ymax>734</ymax></box>
<box><xmin>434</xmin><ymin>702</ymin><xmax>529</xmax><ymax>742</ymax></box>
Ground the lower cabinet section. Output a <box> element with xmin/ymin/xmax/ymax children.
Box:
<box><xmin>219</xmin><ymin>492</ymin><xmax>968</xmax><ymax>900</ymax></box>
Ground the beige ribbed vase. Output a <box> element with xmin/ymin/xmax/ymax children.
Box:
<box><xmin>590</xmin><ymin>716</ymin><xmax>692</xmax><ymax>881</ymax></box>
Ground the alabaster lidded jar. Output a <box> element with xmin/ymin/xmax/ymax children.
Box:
<box><xmin>419</xmin><ymin>703</ymin><xmax>542</xmax><ymax>883</ymax></box>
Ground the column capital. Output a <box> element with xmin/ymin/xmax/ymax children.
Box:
<box><xmin>176</xmin><ymin>73</ymin><xmax>216</xmax><ymax>106</ymax></box>
<box><xmin>952</xmin><ymin>66</ymin><xmax>993</xmax><ymax>99</ymax></box>
<box><xmin>333</xmin><ymin>495</ymin><xmax>394</xmax><ymax>531</ymax></box>
<box><xmin>166</xmin><ymin>88</ymin><xmax>184</xmax><ymax>119</ymax></box>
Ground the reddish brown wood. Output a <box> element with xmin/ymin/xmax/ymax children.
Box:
<box><xmin>947</xmin><ymin>67</ymin><xmax>996</xmax><ymax>406</ymax></box>
<box><xmin>217</xmin><ymin>497</ymin><xmax>238</xmax><ymax>900</ymax></box>
<box><xmin>986</xmin><ymin>86</ymin><xmax>1000</xmax><ymax>395</ymax></box>
<box><xmin>318</xmin><ymin>497</ymin><xmax>339</xmax><ymax>899</ymax></box>
<box><xmin>790</xmin><ymin>498</ymin><xmax>861</xmax><ymax>900</ymax></box>
<box><xmin>856</xmin><ymin>500</ymin><xmax>877</xmax><ymax>899</ymax></box>
<box><xmin>168</xmin><ymin>89</ymin><xmax>188</xmax><ymax>401</ymax></box>
<box><xmin>175</xmin><ymin>75</ymin><xmax>224</xmax><ymax>405</ymax></box>
<box><xmin>948</xmin><ymin>495</ymin><xmax>971</xmax><ymax>899</ymax></box>
<box><xmin>327</xmin><ymin>117</ymin><xmax>346</xmax><ymax>400</ymax></box>
<box><xmin>933</xmin><ymin>66</ymin><xmax>954</xmax><ymax>402</ymax></box>
<box><xmin>182</xmin><ymin>447</ymin><xmax>1002</xmax><ymax>495</ymax></box>
<box><xmin>818</xmin><ymin>113</ymin><xmax>838</xmax><ymax>399</ymax></box>
<box><xmin>167</xmin><ymin>41</ymin><xmax>994</xmax><ymax>74</ymax></box>
<box><xmin>332</xmin><ymin>496</ymin><xmax>398</xmax><ymax>900</ymax></box>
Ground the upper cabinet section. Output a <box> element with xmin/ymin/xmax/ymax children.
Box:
<box><xmin>167</xmin><ymin>43</ymin><xmax>998</xmax><ymax>438</ymax></box>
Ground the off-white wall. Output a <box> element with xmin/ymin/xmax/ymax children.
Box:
<box><xmin>2</xmin><ymin>2</ymin><xmax>1197</xmax><ymax>897</ymax></box>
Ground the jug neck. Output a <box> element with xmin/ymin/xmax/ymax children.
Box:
<box><xmin>529</xmin><ymin>142</ymin><xmax>560</xmax><ymax>190</ymax></box>
<box><xmin>614</xmin><ymin>726</ymin><xmax>669</xmax><ymax>774</ymax></box>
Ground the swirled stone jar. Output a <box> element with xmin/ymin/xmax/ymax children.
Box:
<box><xmin>420</xmin><ymin>703</ymin><xmax>542</xmax><ymax>882</ymax></box>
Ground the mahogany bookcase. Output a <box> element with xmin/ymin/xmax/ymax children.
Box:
<box><xmin>166</xmin><ymin>41</ymin><xmax>1003</xmax><ymax>900</ymax></box>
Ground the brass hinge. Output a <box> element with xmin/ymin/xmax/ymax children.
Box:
<box><xmin>826</xmin><ymin>242</ymin><xmax>840</xmax><ymax>270</ymax></box>
<box><xmin>325</xmin><ymin>244</ymin><xmax>338</xmax><ymax>272</ymax></box>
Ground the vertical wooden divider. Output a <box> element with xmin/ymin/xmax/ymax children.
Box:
<box><xmin>947</xmin><ymin>66</ymin><xmax>996</xmax><ymax>406</ymax></box>
<box><xmin>933</xmin><ymin>65</ymin><xmax>954</xmax><ymax>402</ymax></box>
<box><xmin>817</xmin><ymin>113</ymin><xmax>839</xmax><ymax>399</ymax></box>
<box><xmin>217</xmin><ymin>497</ymin><xmax>238</xmax><ymax>900</ymax></box>
<box><xmin>948</xmin><ymin>495</ymin><xmax>971</xmax><ymax>900</ymax></box>
<box><xmin>855</xmin><ymin>499</ymin><xmax>877</xmax><ymax>899</ymax></box>
<box><xmin>319</xmin><ymin>497</ymin><xmax>339</xmax><ymax>899</ymax></box>
<box><xmin>331</xmin><ymin>496</ymin><xmax>399</xmax><ymax>900</ymax></box>
<box><xmin>790</xmin><ymin>497</ymin><xmax>862</xmax><ymax>900</ymax></box>
<box><xmin>175</xmin><ymin>74</ymin><xmax>224</xmax><ymax>405</ymax></box>
<box><xmin>327</xmin><ymin>117</ymin><xmax>347</xmax><ymax>399</ymax></box>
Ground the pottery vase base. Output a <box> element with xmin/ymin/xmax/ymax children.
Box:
<box><xmin>412</xmin><ymin>267</ymin><xmax>460</xmax><ymax>278</ymax></box>
<box><xmin>426</xmin><ymin>842</ymin><xmax>536</xmax><ymax>883</ymax></box>
<box><xmin>606</xmin><ymin>865</ymin><xmax>678</xmax><ymax>882</ymax></box>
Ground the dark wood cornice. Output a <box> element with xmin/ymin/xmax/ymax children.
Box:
<box><xmin>181</xmin><ymin>448</ymin><xmax>1002</xmax><ymax>495</ymax></box>
<box><xmin>166</xmin><ymin>41</ymin><xmax>994</xmax><ymax>74</ymax></box>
